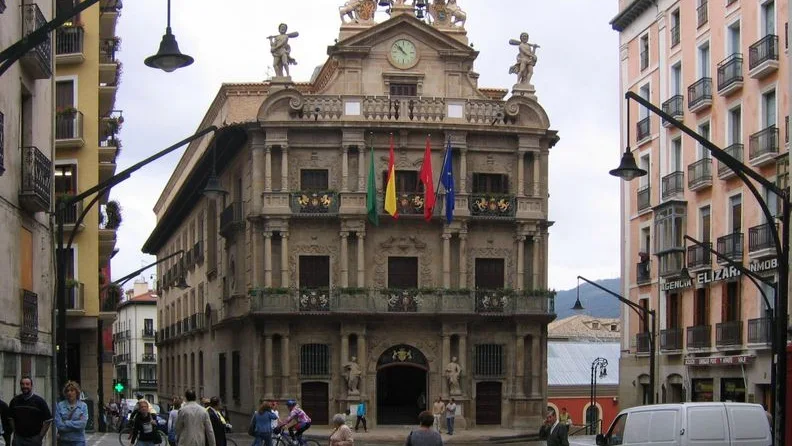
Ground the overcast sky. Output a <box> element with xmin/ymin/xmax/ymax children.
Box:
<box><xmin>110</xmin><ymin>0</ymin><xmax>621</xmax><ymax>292</ymax></box>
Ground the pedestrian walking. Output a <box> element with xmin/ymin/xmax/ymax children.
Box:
<box><xmin>329</xmin><ymin>414</ymin><xmax>353</xmax><ymax>446</ymax></box>
<box><xmin>353</xmin><ymin>402</ymin><xmax>367</xmax><ymax>433</ymax></box>
<box><xmin>9</xmin><ymin>376</ymin><xmax>52</xmax><ymax>446</ymax></box>
<box><xmin>0</xmin><ymin>395</ymin><xmax>14</xmax><ymax>444</ymax></box>
<box><xmin>130</xmin><ymin>400</ymin><xmax>162</xmax><ymax>446</ymax></box>
<box><xmin>404</xmin><ymin>411</ymin><xmax>442</xmax><ymax>446</ymax></box>
<box><xmin>207</xmin><ymin>397</ymin><xmax>229</xmax><ymax>446</ymax></box>
<box><xmin>167</xmin><ymin>397</ymin><xmax>182</xmax><ymax>446</ymax></box>
<box><xmin>249</xmin><ymin>401</ymin><xmax>278</xmax><ymax>446</ymax></box>
<box><xmin>54</xmin><ymin>381</ymin><xmax>88</xmax><ymax>446</ymax></box>
<box><xmin>269</xmin><ymin>402</ymin><xmax>280</xmax><ymax>432</ymax></box>
<box><xmin>431</xmin><ymin>398</ymin><xmax>444</xmax><ymax>433</ymax></box>
<box><xmin>175</xmin><ymin>390</ymin><xmax>215</xmax><ymax>446</ymax></box>
<box><xmin>444</xmin><ymin>399</ymin><xmax>456</xmax><ymax>435</ymax></box>
<box><xmin>538</xmin><ymin>409</ymin><xmax>569</xmax><ymax>446</ymax></box>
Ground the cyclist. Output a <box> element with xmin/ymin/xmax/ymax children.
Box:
<box><xmin>277</xmin><ymin>400</ymin><xmax>311</xmax><ymax>446</ymax></box>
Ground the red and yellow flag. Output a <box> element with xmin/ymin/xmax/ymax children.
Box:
<box><xmin>384</xmin><ymin>134</ymin><xmax>398</xmax><ymax>219</ymax></box>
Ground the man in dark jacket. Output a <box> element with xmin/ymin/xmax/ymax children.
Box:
<box><xmin>9</xmin><ymin>377</ymin><xmax>52</xmax><ymax>446</ymax></box>
<box><xmin>207</xmin><ymin>397</ymin><xmax>228</xmax><ymax>446</ymax></box>
<box><xmin>538</xmin><ymin>409</ymin><xmax>569</xmax><ymax>446</ymax></box>
<box><xmin>0</xmin><ymin>397</ymin><xmax>13</xmax><ymax>444</ymax></box>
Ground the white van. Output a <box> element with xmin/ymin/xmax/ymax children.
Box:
<box><xmin>595</xmin><ymin>402</ymin><xmax>771</xmax><ymax>446</ymax></box>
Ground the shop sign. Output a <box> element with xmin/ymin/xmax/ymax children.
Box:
<box><xmin>660</xmin><ymin>258</ymin><xmax>777</xmax><ymax>291</ymax></box>
<box><xmin>684</xmin><ymin>355</ymin><xmax>755</xmax><ymax>366</ymax></box>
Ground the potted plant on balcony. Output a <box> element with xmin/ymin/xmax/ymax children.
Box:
<box><xmin>103</xmin><ymin>114</ymin><xmax>124</xmax><ymax>136</ymax></box>
<box><xmin>105</xmin><ymin>200</ymin><xmax>123</xmax><ymax>229</ymax></box>
<box><xmin>104</xmin><ymin>284</ymin><xmax>122</xmax><ymax>311</ymax></box>
<box><xmin>56</xmin><ymin>106</ymin><xmax>77</xmax><ymax>118</ymax></box>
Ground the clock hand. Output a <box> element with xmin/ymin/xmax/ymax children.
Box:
<box><xmin>396</xmin><ymin>44</ymin><xmax>407</xmax><ymax>55</ymax></box>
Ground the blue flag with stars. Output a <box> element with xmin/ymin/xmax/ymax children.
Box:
<box><xmin>440</xmin><ymin>140</ymin><xmax>454</xmax><ymax>224</ymax></box>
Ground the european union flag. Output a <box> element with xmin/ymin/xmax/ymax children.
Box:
<box><xmin>440</xmin><ymin>140</ymin><xmax>454</xmax><ymax>224</ymax></box>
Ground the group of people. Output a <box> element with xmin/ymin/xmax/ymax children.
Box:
<box><xmin>244</xmin><ymin>398</ymin><xmax>311</xmax><ymax>446</ymax></box>
<box><xmin>430</xmin><ymin>397</ymin><xmax>457</xmax><ymax>435</ymax></box>
<box><xmin>0</xmin><ymin>377</ymin><xmax>83</xmax><ymax>446</ymax></box>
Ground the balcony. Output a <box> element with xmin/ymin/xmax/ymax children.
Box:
<box><xmin>658</xmin><ymin>250</ymin><xmax>684</xmax><ymax>277</ymax></box>
<box><xmin>696</xmin><ymin>0</ymin><xmax>707</xmax><ymax>27</ymax></box>
<box><xmin>20</xmin><ymin>4</ymin><xmax>52</xmax><ymax>79</ymax></box>
<box><xmin>220</xmin><ymin>202</ymin><xmax>244</xmax><ymax>236</ymax></box>
<box><xmin>20</xmin><ymin>290</ymin><xmax>38</xmax><ymax>344</ymax></box>
<box><xmin>99</xmin><ymin>38</ymin><xmax>121</xmax><ymax>87</ymax></box>
<box><xmin>717</xmin><ymin>54</ymin><xmax>743</xmax><ymax>95</ymax></box>
<box><xmin>99</xmin><ymin>0</ymin><xmax>122</xmax><ymax>38</ymax></box>
<box><xmin>748</xmin><ymin>125</ymin><xmax>779</xmax><ymax>167</ymax></box>
<box><xmin>687</xmin><ymin>242</ymin><xmax>712</xmax><ymax>270</ymax></box>
<box><xmin>141</xmin><ymin>353</ymin><xmax>156</xmax><ymax>362</ymax></box>
<box><xmin>138</xmin><ymin>379</ymin><xmax>157</xmax><ymax>390</ymax></box>
<box><xmin>55</xmin><ymin>26</ymin><xmax>85</xmax><ymax>64</ymax></box>
<box><xmin>635</xmin><ymin>332</ymin><xmax>650</xmax><ymax>354</ymax></box>
<box><xmin>748</xmin><ymin>223</ymin><xmax>776</xmax><ymax>259</ymax></box>
<box><xmin>291</xmin><ymin>191</ymin><xmax>338</xmax><ymax>215</ymax></box>
<box><xmin>660</xmin><ymin>328</ymin><xmax>683</xmax><ymax>351</ymax></box>
<box><xmin>687</xmin><ymin>325</ymin><xmax>711</xmax><ymax>349</ymax></box>
<box><xmin>661</xmin><ymin>95</ymin><xmax>684</xmax><ymax>127</ymax></box>
<box><xmin>98</xmin><ymin>226</ymin><xmax>118</xmax><ymax>265</ymax></box>
<box><xmin>62</xmin><ymin>200</ymin><xmax>84</xmax><ymax>233</ymax></box>
<box><xmin>716</xmin><ymin>232</ymin><xmax>743</xmax><ymax>264</ymax></box>
<box><xmin>66</xmin><ymin>281</ymin><xmax>85</xmax><ymax>312</ymax></box>
<box><xmin>55</xmin><ymin>110</ymin><xmax>84</xmax><ymax>148</ymax></box>
<box><xmin>141</xmin><ymin>328</ymin><xmax>155</xmax><ymax>339</ymax></box>
<box><xmin>19</xmin><ymin>146</ymin><xmax>52</xmax><ymax>214</ymax></box>
<box><xmin>747</xmin><ymin>317</ymin><xmax>772</xmax><ymax>344</ymax></box>
<box><xmin>468</xmin><ymin>194</ymin><xmax>516</xmax><ymax>218</ymax></box>
<box><xmin>670</xmin><ymin>25</ymin><xmax>680</xmax><ymax>48</ymax></box>
<box><xmin>718</xmin><ymin>144</ymin><xmax>743</xmax><ymax>179</ymax></box>
<box><xmin>716</xmin><ymin>320</ymin><xmax>743</xmax><ymax>347</ymax></box>
<box><xmin>687</xmin><ymin>158</ymin><xmax>712</xmax><ymax>191</ymax></box>
<box><xmin>636</xmin><ymin>185</ymin><xmax>650</xmax><ymax>212</ymax></box>
<box><xmin>748</xmin><ymin>35</ymin><xmax>778</xmax><ymax>79</ymax></box>
<box><xmin>687</xmin><ymin>78</ymin><xmax>712</xmax><ymax>113</ymax></box>
<box><xmin>636</xmin><ymin>261</ymin><xmax>651</xmax><ymax>285</ymax></box>
<box><xmin>661</xmin><ymin>171</ymin><xmax>684</xmax><ymax>200</ymax></box>
<box><xmin>636</xmin><ymin>116</ymin><xmax>651</xmax><ymax>142</ymax></box>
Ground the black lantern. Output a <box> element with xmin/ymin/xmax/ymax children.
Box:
<box><xmin>144</xmin><ymin>0</ymin><xmax>194</xmax><ymax>73</ymax></box>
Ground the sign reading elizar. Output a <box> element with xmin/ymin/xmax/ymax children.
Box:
<box><xmin>684</xmin><ymin>355</ymin><xmax>755</xmax><ymax>366</ymax></box>
<box><xmin>660</xmin><ymin>258</ymin><xmax>777</xmax><ymax>291</ymax></box>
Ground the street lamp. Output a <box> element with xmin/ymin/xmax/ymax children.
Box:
<box><xmin>589</xmin><ymin>357</ymin><xmax>608</xmax><ymax>434</ymax></box>
<box><xmin>611</xmin><ymin>90</ymin><xmax>789</xmax><ymax>445</ymax></box>
<box><xmin>144</xmin><ymin>0</ymin><xmax>194</xmax><ymax>73</ymax></box>
<box><xmin>576</xmin><ymin>275</ymin><xmax>655</xmax><ymax>405</ymax></box>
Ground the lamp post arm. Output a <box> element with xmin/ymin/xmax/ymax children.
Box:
<box><xmin>0</xmin><ymin>0</ymin><xmax>101</xmax><ymax>76</ymax></box>
<box><xmin>102</xmin><ymin>250</ymin><xmax>184</xmax><ymax>292</ymax></box>
<box><xmin>577</xmin><ymin>275</ymin><xmax>647</xmax><ymax>320</ymax></box>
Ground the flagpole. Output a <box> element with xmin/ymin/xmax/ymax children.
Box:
<box><xmin>434</xmin><ymin>138</ymin><xmax>451</xmax><ymax>207</ymax></box>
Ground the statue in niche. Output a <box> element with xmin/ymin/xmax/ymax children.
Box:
<box><xmin>343</xmin><ymin>356</ymin><xmax>362</xmax><ymax>394</ymax></box>
<box><xmin>445</xmin><ymin>357</ymin><xmax>462</xmax><ymax>395</ymax></box>
<box><xmin>509</xmin><ymin>32</ymin><xmax>540</xmax><ymax>86</ymax></box>
<box><xmin>269</xmin><ymin>23</ymin><xmax>299</xmax><ymax>78</ymax></box>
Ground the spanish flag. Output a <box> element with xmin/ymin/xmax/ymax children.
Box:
<box><xmin>384</xmin><ymin>134</ymin><xmax>398</xmax><ymax>219</ymax></box>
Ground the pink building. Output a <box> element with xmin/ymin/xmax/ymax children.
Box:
<box><xmin>612</xmin><ymin>0</ymin><xmax>788</xmax><ymax>411</ymax></box>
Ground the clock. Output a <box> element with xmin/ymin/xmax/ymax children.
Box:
<box><xmin>389</xmin><ymin>39</ymin><xmax>419</xmax><ymax>69</ymax></box>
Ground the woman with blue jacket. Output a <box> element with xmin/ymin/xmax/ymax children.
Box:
<box><xmin>54</xmin><ymin>381</ymin><xmax>88</xmax><ymax>446</ymax></box>
<box><xmin>250</xmin><ymin>401</ymin><xmax>279</xmax><ymax>446</ymax></box>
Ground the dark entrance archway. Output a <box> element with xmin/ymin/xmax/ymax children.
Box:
<box><xmin>376</xmin><ymin>345</ymin><xmax>428</xmax><ymax>425</ymax></box>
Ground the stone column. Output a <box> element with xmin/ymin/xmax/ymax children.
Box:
<box><xmin>458</xmin><ymin>335</ymin><xmax>467</xmax><ymax>385</ymax></box>
<box><xmin>515</xmin><ymin>335</ymin><xmax>525</xmax><ymax>397</ymax></box>
<box><xmin>532</xmin><ymin>153</ymin><xmax>541</xmax><ymax>196</ymax></box>
<box><xmin>442</xmin><ymin>335</ymin><xmax>451</xmax><ymax>397</ymax></box>
<box><xmin>264</xmin><ymin>147</ymin><xmax>273</xmax><ymax>192</ymax></box>
<box><xmin>358</xmin><ymin>150</ymin><xmax>366</xmax><ymax>192</ymax></box>
<box><xmin>442</xmin><ymin>233</ymin><xmax>451</xmax><ymax>288</ymax></box>
<box><xmin>340</xmin><ymin>231</ymin><xmax>349</xmax><ymax>287</ymax></box>
<box><xmin>281</xmin><ymin>232</ymin><xmax>290</xmax><ymax>288</ymax></box>
<box><xmin>516</xmin><ymin>235</ymin><xmax>525</xmax><ymax>290</ymax></box>
<box><xmin>341</xmin><ymin>147</ymin><xmax>349</xmax><ymax>192</ymax></box>
<box><xmin>264</xmin><ymin>335</ymin><xmax>274</xmax><ymax>399</ymax></box>
<box><xmin>458</xmin><ymin>233</ymin><xmax>467</xmax><ymax>288</ymax></box>
<box><xmin>459</xmin><ymin>149</ymin><xmax>467</xmax><ymax>193</ymax></box>
<box><xmin>531</xmin><ymin>335</ymin><xmax>540</xmax><ymax>396</ymax></box>
<box><xmin>251</xmin><ymin>138</ymin><xmax>266</xmax><ymax>212</ymax></box>
<box><xmin>532</xmin><ymin>235</ymin><xmax>540</xmax><ymax>290</ymax></box>
<box><xmin>253</xmin><ymin>227</ymin><xmax>265</xmax><ymax>288</ymax></box>
<box><xmin>264</xmin><ymin>232</ymin><xmax>273</xmax><ymax>287</ymax></box>
<box><xmin>341</xmin><ymin>333</ymin><xmax>349</xmax><ymax>395</ymax></box>
<box><xmin>357</xmin><ymin>232</ymin><xmax>366</xmax><ymax>287</ymax></box>
<box><xmin>358</xmin><ymin>333</ymin><xmax>367</xmax><ymax>397</ymax></box>
<box><xmin>281</xmin><ymin>335</ymin><xmax>290</xmax><ymax>397</ymax></box>
<box><xmin>542</xmin><ymin>233</ymin><xmax>549</xmax><ymax>289</ymax></box>
<box><xmin>281</xmin><ymin>145</ymin><xmax>289</xmax><ymax>192</ymax></box>
<box><xmin>517</xmin><ymin>152</ymin><xmax>525</xmax><ymax>197</ymax></box>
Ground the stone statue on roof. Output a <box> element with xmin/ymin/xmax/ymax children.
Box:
<box><xmin>269</xmin><ymin>23</ymin><xmax>299</xmax><ymax>78</ymax></box>
<box><xmin>509</xmin><ymin>32</ymin><xmax>540</xmax><ymax>87</ymax></box>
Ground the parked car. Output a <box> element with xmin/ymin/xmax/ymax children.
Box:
<box><xmin>595</xmin><ymin>402</ymin><xmax>771</xmax><ymax>446</ymax></box>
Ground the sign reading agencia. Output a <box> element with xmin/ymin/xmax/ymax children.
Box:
<box><xmin>660</xmin><ymin>257</ymin><xmax>778</xmax><ymax>292</ymax></box>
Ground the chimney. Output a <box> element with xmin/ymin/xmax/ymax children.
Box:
<box><xmin>133</xmin><ymin>278</ymin><xmax>150</xmax><ymax>297</ymax></box>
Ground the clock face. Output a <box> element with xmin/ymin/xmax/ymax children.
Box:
<box><xmin>390</xmin><ymin>39</ymin><xmax>418</xmax><ymax>68</ymax></box>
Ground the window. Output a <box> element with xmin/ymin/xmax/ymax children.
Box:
<box><xmin>640</xmin><ymin>227</ymin><xmax>651</xmax><ymax>254</ymax></box>
<box><xmin>639</xmin><ymin>299</ymin><xmax>650</xmax><ymax>333</ymax></box>
<box><xmin>472</xmin><ymin>173</ymin><xmax>509</xmax><ymax>194</ymax></box>
<box><xmin>474</xmin><ymin>344</ymin><xmax>504</xmax><ymax>377</ymax></box>
<box><xmin>300</xmin><ymin>169</ymin><xmax>329</xmax><ymax>191</ymax></box>
<box><xmin>667</xmin><ymin>293</ymin><xmax>681</xmax><ymax>328</ymax></box>
<box><xmin>700</xmin><ymin>205</ymin><xmax>711</xmax><ymax>242</ymax></box>
<box><xmin>198</xmin><ymin>351</ymin><xmax>204</xmax><ymax>390</ymax></box>
<box><xmin>639</xmin><ymin>84</ymin><xmax>650</xmax><ymax>119</ymax></box>
<box><xmin>728</xmin><ymin>106</ymin><xmax>742</xmax><ymax>144</ymax></box>
<box><xmin>670</xmin><ymin>9</ymin><xmax>681</xmax><ymax>47</ymax></box>
<box><xmin>388</xmin><ymin>257</ymin><xmax>418</xmax><ymax>288</ymax></box>
<box><xmin>696</xmin><ymin>123</ymin><xmax>710</xmax><ymax>159</ymax></box>
<box><xmin>475</xmin><ymin>258</ymin><xmax>505</xmax><ymax>289</ymax></box>
<box><xmin>383</xmin><ymin>170</ymin><xmax>421</xmax><ymax>194</ymax></box>
<box><xmin>144</xmin><ymin>318</ymin><xmax>153</xmax><ymax>332</ymax></box>
<box><xmin>654</xmin><ymin>204</ymin><xmax>686</xmax><ymax>252</ymax></box>
<box><xmin>671</xmin><ymin>63</ymin><xmax>682</xmax><ymax>95</ymax></box>
<box><xmin>729</xmin><ymin>194</ymin><xmax>742</xmax><ymax>233</ymax></box>
<box><xmin>639</xmin><ymin>155</ymin><xmax>650</xmax><ymax>187</ymax></box>
<box><xmin>762</xmin><ymin>89</ymin><xmax>776</xmax><ymax>127</ymax></box>
<box><xmin>299</xmin><ymin>256</ymin><xmax>330</xmax><ymax>288</ymax></box>
<box><xmin>606</xmin><ymin>413</ymin><xmax>628</xmax><ymax>444</ymax></box>
<box><xmin>56</xmin><ymin>0</ymin><xmax>79</xmax><ymax>23</ymax></box>
<box><xmin>694</xmin><ymin>288</ymin><xmax>709</xmax><ymax>326</ymax></box>
<box><xmin>727</xmin><ymin>21</ymin><xmax>741</xmax><ymax>55</ymax></box>
<box><xmin>232</xmin><ymin>351</ymin><xmax>240</xmax><ymax>401</ymax></box>
<box><xmin>723</xmin><ymin>281</ymin><xmax>740</xmax><ymax>321</ymax></box>
<box><xmin>300</xmin><ymin>344</ymin><xmax>330</xmax><ymax>375</ymax></box>
<box><xmin>218</xmin><ymin>353</ymin><xmax>226</xmax><ymax>402</ymax></box>
<box><xmin>144</xmin><ymin>343</ymin><xmax>154</xmax><ymax>354</ymax></box>
<box><xmin>55</xmin><ymin>164</ymin><xmax>77</xmax><ymax>195</ymax></box>
<box><xmin>671</xmin><ymin>138</ymin><xmax>682</xmax><ymax>171</ymax></box>
<box><xmin>762</xmin><ymin>0</ymin><xmax>775</xmax><ymax>36</ymax></box>
<box><xmin>55</xmin><ymin>80</ymin><xmax>75</xmax><ymax>110</ymax></box>
<box><xmin>390</xmin><ymin>83</ymin><xmax>417</xmax><ymax>96</ymax></box>
<box><xmin>640</xmin><ymin>34</ymin><xmax>649</xmax><ymax>70</ymax></box>
<box><xmin>592</xmin><ymin>322</ymin><xmax>600</xmax><ymax>329</ymax></box>
<box><xmin>698</xmin><ymin>42</ymin><xmax>710</xmax><ymax>77</ymax></box>
<box><xmin>610</xmin><ymin>324</ymin><xmax>618</xmax><ymax>331</ymax></box>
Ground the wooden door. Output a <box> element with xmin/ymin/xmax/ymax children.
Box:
<box><xmin>475</xmin><ymin>381</ymin><xmax>502</xmax><ymax>425</ymax></box>
<box><xmin>301</xmin><ymin>382</ymin><xmax>329</xmax><ymax>425</ymax></box>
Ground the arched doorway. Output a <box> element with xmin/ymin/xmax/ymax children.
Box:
<box><xmin>376</xmin><ymin>344</ymin><xmax>428</xmax><ymax>425</ymax></box>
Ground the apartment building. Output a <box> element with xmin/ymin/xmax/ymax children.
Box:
<box><xmin>114</xmin><ymin>280</ymin><xmax>158</xmax><ymax>403</ymax></box>
<box><xmin>612</xmin><ymin>0</ymin><xmax>787</xmax><ymax>409</ymax></box>
<box><xmin>55</xmin><ymin>0</ymin><xmax>122</xmax><ymax>403</ymax></box>
<box><xmin>0</xmin><ymin>0</ymin><xmax>55</xmax><ymax>403</ymax></box>
<box><xmin>145</xmin><ymin>5</ymin><xmax>558</xmax><ymax>429</ymax></box>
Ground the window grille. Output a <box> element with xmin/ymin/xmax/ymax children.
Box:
<box><xmin>474</xmin><ymin>344</ymin><xmax>504</xmax><ymax>377</ymax></box>
<box><xmin>300</xmin><ymin>344</ymin><xmax>330</xmax><ymax>375</ymax></box>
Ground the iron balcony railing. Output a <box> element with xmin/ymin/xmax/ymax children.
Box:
<box><xmin>141</xmin><ymin>328</ymin><xmax>155</xmax><ymax>338</ymax></box>
<box><xmin>687</xmin><ymin>242</ymin><xmax>712</xmax><ymax>269</ymax></box>
<box><xmin>749</xmin><ymin>125</ymin><xmax>779</xmax><ymax>161</ymax></box>
<box><xmin>749</xmin><ymin>35</ymin><xmax>779</xmax><ymax>70</ymax></box>
<box><xmin>716</xmin><ymin>320</ymin><xmax>742</xmax><ymax>346</ymax></box>
<box><xmin>637</xmin><ymin>185</ymin><xmax>650</xmax><ymax>211</ymax></box>
<box><xmin>20</xmin><ymin>4</ymin><xmax>52</xmax><ymax>79</ymax></box>
<box><xmin>468</xmin><ymin>194</ymin><xmax>517</xmax><ymax>218</ymax></box>
<box><xmin>662</xmin><ymin>95</ymin><xmax>684</xmax><ymax>122</ymax></box>
<box><xmin>688</xmin><ymin>77</ymin><xmax>712</xmax><ymax>110</ymax></box>
<box><xmin>718</xmin><ymin>144</ymin><xmax>743</xmax><ymax>177</ymax></box>
<box><xmin>99</xmin><ymin>38</ymin><xmax>119</xmax><ymax>64</ymax></box>
<box><xmin>660</xmin><ymin>328</ymin><xmax>683</xmax><ymax>351</ymax></box>
<box><xmin>670</xmin><ymin>24</ymin><xmax>680</xmax><ymax>47</ymax></box>
<box><xmin>716</xmin><ymin>232</ymin><xmax>743</xmax><ymax>263</ymax></box>
<box><xmin>141</xmin><ymin>353</ymin><xmax>156</xmax><ymax>362</ymax></box>
<box><xmin>636</xmin><ymin>261</ymin><xmax>651</xmax><ymax>284</ymax></box>
<box><xmin>138</xmin><ymin>379</ymin><xmax>157</xmax><ymax>389</ymax></box>
<box><xmin>661</xmin><ymin>171</ymin><xmax>684</xmax><ymax>199</ymax></box>
<box><xmin>19</xmin><ymin>146</ymin><xmax>52</xmax><ymax>213</ymax></box>
<box><xmin>697</xmin><ymin>0</ymin><xmax>708</xmax><ymax>27</ymax></box>
<box><xmin>688</xmin><ymin>158</ymin><xmax>712</xmax><ymax>189</ymax></box>
<box><xmin>636</xmin><ymin>116</ymin><xmax>651</xmax><ymax>141</ymax></box>
<box><xmin>635</xmin><ymin>332</ymin><xmax>650</xmax><ymax>353</ymax></box>
<box><xmin>61</xmin><ymin>200</ymin><xmax>83</xmax><ymax>226</ymax></box>
<box><xmin>717</xmin><ymin>53</ymin><xmax>743</xmax><ymax>92</ymax></box>
<box><xmin>687</xmin><ymin>325</ymin><xmax>711</xmax><ymax>349</ymax></box>
<box><xmin>291</xmin><ymin>191</ymin><xmax>339</xmax><ymax>215</ymax></box>
<box><xmin>55</xmin><ymin>26</ymin><xmax>84</xmax><ymax>55</ymax></box>
<box><xmin>748</xmin><ymin>223</ymin><xmax>775</xmax><ymax>253</ymax></box>
<box><xmin>56</xmin><ymin>111</ymin><xmax>83</xmax><ymax>140</ymax></box>
<box><xmin>748</xmin><ymin>317</ymin><xmax>772</xmax><ymax>344</ymax></box>
<box><xmin>219</xmin><ymin>202</ymin><xmax>244</xmax><ymax>235</ymax></box>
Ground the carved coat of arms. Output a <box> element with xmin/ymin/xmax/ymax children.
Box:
<box><xmin>392</xmin><ymin>347</ymin><xmax>413</xmax><ymax>362</ymax></box>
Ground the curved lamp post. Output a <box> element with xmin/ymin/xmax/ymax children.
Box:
<box><xmin>589</xmin><ymin>357</ymin><xmax>608</xmax><ymax>434</ymax></box>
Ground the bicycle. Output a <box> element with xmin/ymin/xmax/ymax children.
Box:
<box><xmin>272</xmin><ymin>429</ymin><xmax>320</xmax><ymax>446</ymax></box>
<box><xmin>118</xmin><ymin>427</ymin><xmax>168</xmax><ymax>446</ymax></box>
